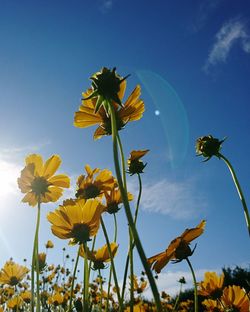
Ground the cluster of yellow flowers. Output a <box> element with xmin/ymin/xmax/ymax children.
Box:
<box><xmin>0</xmin><ymin>67</ymin><xmax>249</xmax><ymax>311</ymax></box>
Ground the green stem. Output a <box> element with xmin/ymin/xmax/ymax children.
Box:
<box><xmin>101</xmin><ymin>216</ymin><xmax>123</xmax><ymax>311</ymax></box>
<box><xmin>83</xmin><ymin>243</ymin><xmax>89</xmax><ymax>312</ymax></box>
<box><xmin>117</xmin><ymin>133</ymin><xmax>127</xmax><ymax>192</ymax></box>
<box><xmin>88</xmin><ymin>235</ymin><xmax>96</xmax><ymax>278</ymax></box>
<box><xmin>68</xmin><ymin>246</ymin><xmax>80</xmax><ymax>312</ymax></box>
<box><xmin>31</xmin><ymin>199</ymin><xmax>41</xmax><ymax>312</ymax></box>
<box><xmin>109</xmin><ymin>103</ymin><xmax>162</xmax><ymax>312</ymax></box>
<box><xmin>98</xmin><ymin>269</ymin><xmax>103</xmax><ymax>311</ymax></box>
<box><xmin>106</xmin><ymin>214</ymin><xmax>118</xmax><ymax>312</ymax></box>
<box><xmin>129</xmin><ymin>231</ymin><xmax>134</xmax><ymax>312</ymax></box>
<box><xmin>186</xmin><ymin>258</ymin><xmax>198</xmax><ymax>312</ymax></box>
<box><xmin>218</xmin><ymin>153</ymin><xmax>250</xmax><ymax>236</ymax></box>
<box><xmin>173</xmin><ymin>284</ymin><xmax>182</xmax><ymax>311</ymax></box>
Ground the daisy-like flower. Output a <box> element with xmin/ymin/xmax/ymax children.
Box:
<box><xmin>130</xmin><ymin>275</ymin><xmax>148</xmax><ymax>294</ymax></box>
<box><xmin>76</xmin><ymin>165</ymin><xmax>115</xmax><ymax>199</ymax></box>
<box><xmin>221</xmin><ymin>285</ymin><xmax>249</xmax><ymax>312</ymax></box>
<box><xmin>45</xmin><ymin>240</ymin><xmax>54</xmax><ymax>249</ymax></box>
<box><xmin>74</xmin><ymin>79</ymin><xmax>145</xmax><ymax>140</ymax></box>
<box><xmin>127</xmin><ymin>149</ymin><xmax>149</xmax><ymax>175</ymax></box>
<box><xmin>147</xmin><ymin>220</ymin><xmax>206</xmax><ymax>273</ymax></box>
<box><xmin>79</xmin><ymin>242</ymin><xmax>118</xmax><ymax>270</ymax></box>
<box><xmin>0</xmin><ymin>260</ymin><xmax>29</xmax><ymax>286</ymax></box>
<box><xmin>104</xmin><ymin>187</ymin><xmax>133</xmax><ymax>214</ymax></box>
<box><xmin>196</xmin><ymin>135</ymin><xmax>225</xmax><ymax>161</ymax></box>
<box><xmin>47</xmin><ymin>199</ymin><xmax>104</xmax><ymax>244</ymax></box>
<box><xmin>18</xmin><ymin>154</ymin><xmax>70</xmax><ymax>207</ymax></box>
<box><xmin>198</xmin><ymin>272</ymin><xmax>224</xmax><ymax>298</ymax></box>
<box><xmin>202</xmin><ymin>298</ymin><xmax>223</xmax><ymax>311</ymax></box>
<box><xmin>7</xmin><ymin>296</ymin><xmax>23</xmax><ymax>310</ymax></box>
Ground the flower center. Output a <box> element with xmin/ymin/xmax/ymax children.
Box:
<box><xmin>103</xmin><ymin>114</ymin><xmax>125</xmax><ymax>135</ymax></box>
<box><xmin>9</xmin><ymin>276</ymin><xmax>19</xmax><ymax>286</ymax></box>
<box><xmin>71</xmin><ymin>223</ymin><xmax>90</xmax><ymax>244</ymax></box>
<box><xmin>76</xmin><ymin>184</ymin><xmax>100</xmax><ymax>199</ymax></box>
<box><xmin>106</xmin><ymin>202</ymin><xmax>120</xmax><ymax>214</ymax></box>
<box><xmin>31</xmin><ymin>177</ymin><xmax>50</xmax><ymax>196</ymax></box>
<box><xmin>175</xmin><ymin>241</ymin><xmax>192</xmax><ymax>261</ymax></box>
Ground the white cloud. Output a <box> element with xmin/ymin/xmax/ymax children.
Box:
<box><xmin>127</xmin><ymin>178</ymin><xmax>206</xmax><ymax>220</ymax></box>
<box><xmin>143</xmin><ymin>268</ymin><xmax>219</xmax><ymax>298</ymax></box>
<box><xmin>204</xmin><ymin>18</ymin><xmax>250</xmax><ymax>72</ymax></box>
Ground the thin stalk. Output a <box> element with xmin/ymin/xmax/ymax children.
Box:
<box><xmin>218</xmin><ymin>153</ymin><xmax>250</xmax><ymax>236</ymax></box>
<box><xmin>88</xmin><ymin>235</ymin><xmax>96</xmax><ymax>278</ymax></box>
<box><xmin>31</xmin><ymin>199</ymin><xmax>41</xmax><ymax>312</ymax></box>
<box><xmin>68</xmin><ymin>246</ymin><xmax>80</xmax><ymax>312</ymax></box>
<box><xmin>101</xmin><ymin>217</ymin><xmax>123</xmax><ymax>311</ymax></box>
<box><xmin>83</xmin><ymin>243</ymin><xmax>89</xmax><ymax>312</ymax></box>
<box><xmin>117</xmin><ymin>133</ymin><xmax>127</xmax><ymax>192</ymax></box>
<box><xmin>186</xmin><ymin>258</ymin><xmax>198</xmax><ymax>312</ymax></box>
<box><xmin>35</xmin><ymin>200</ymin><xmax>41</xmax><ymax>312</ymax></box>
<box><xmin>106</xmin><ymin>214</ymin><xmax>118</xmax><ymax>312</ymax></box>
<box><xmin>121</xmin><ymin>173</ymin><xmax>143</xmax><ymax>302</ymax></box>
<box><xmin>129</xmin><ymin>231</ymin><xmax>134</xmax><ymax>312</ymax></box>
<box><xmin>109</xmin><ymin>103</ymin><xmax>162</xmax><ymax>312</ymax></box>
<box><xmin>173</xmin><ymin>284</ymin><xmax>183</xmax><ymax>311</ymax></box>
<box><xmin>98</xmin><ymin>269</ymin><xmax>103</xmax><ymax>311</ymax></box>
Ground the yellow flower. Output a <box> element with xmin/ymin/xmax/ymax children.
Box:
<box><xmin>80</xmin><ymin>242</ymin><xmax>118</xmax><ymax>270</ymax></box>
<box><xmin>221</xmin><ymin>285</ymin><xmax>249</xmax><ymax>312</ymax></box>
<box><xmin>202</xmin><ymin>299</ymin><xmax>222</xmax><ymax>311</ymax></box>
<box><xmin>48</xmin><ymin>292</ymin><xmax>64</xmax><ymax>306</ymax></box>
<box><xmin>130</xmin><ymin>275</ymin><xmax>148</xmax><ymax>294</ymax></box>
<box><xmin>20</xmin><ymin>290</ymin><xmax>31</xmax><ymax>303</ymax></box>
<box><xmin>18</xmin><ymin>154</ymin><xmax>70</xmax><ymax>207</ymax></box>
<box><xmin>74</xmin><ymin>80</ymin><xmax>144</xmax><ymax>140</ymax></box>
<box><xmin>198</xmin><ymin>272</ymin><xmax>224</xmax><ymax>297</ymax></box>
<box><xmin>0</xmin><ymin>260</ymin><xmax>29</xmax><ymax>286</ymax></box>
<box><xmin>104</xmin><ymin>187</ymin><xmax>133</xmax><ymax>214</ymax></box>
<box><xmin>36</xmin><ymin>252</ymin><xmax>47</xmax><ymax>273</ymax></box>
<box><xmin>127</xmin><ymin>149</ymin><xmax>149</xmax><ymax>175</ymax></box>
<box><xmin>147</xmin><ymin>220</ymin><xmax>206</xmax><ymax>273</ymax></box>
<box><xmin>7</xmin><ymin>296</ymin><xmax>23</xmax><ymax>309</ymax></box>
<box><xmin>47</xmin><ymin>198</ymin><xmax>105</xmax><ymax>244</ymax></box>
<box><xmin>76</xmin><ymin>165</ymin><xmax>115</xmax><ymax>199</ymax></box>
<box><xmin>45</xmin><ymin>240</ymin><xmax>54</xmax><ymax>249</ymax></box>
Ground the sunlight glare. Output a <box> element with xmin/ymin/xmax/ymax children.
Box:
<box><xmin>0</xmin><ymin>159</ymin><xmax>20</xmax><ymax>199</ymax></box>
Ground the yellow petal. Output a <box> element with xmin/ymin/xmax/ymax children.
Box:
<box><xmin>181</xmin><ymin>220</ymin><xmax>206</xmax><ymax>243</ymax></box>
<box><xmin>25</xmin><ymin>154</ymin><xmax>43</xmax><ymax>176</ymax></box>
<box><xmin>22</xmin><ymin>192</ymin><xmax>37</xmax><ymax>207</ymax></box>
<box><xmin>43</xmin><ymin>155</ymin><xmax>61</xmax><ymax>178</ymax></box>
<box><xmin>49</xmin><ymin>175</ymin><xmax>70</xmax><ymax>188</ymax></box>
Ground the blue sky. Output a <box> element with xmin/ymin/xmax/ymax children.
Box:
<box><xmin>0</xmin><ymin>0</ymin><xmax>250</xmax><ymax>296</ymax></box>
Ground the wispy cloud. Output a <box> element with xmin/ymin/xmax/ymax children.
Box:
<box><xmin>204</xmin><ymin>18</ymin><xmax>250</xmax><ymax>72</ymax></box>
<box><xmin>98</xmin><ymin>0</ymin><xmax>114</xmax><ymax>13</ymax></box>
<box><xmin>191</xmin><ymin>0</ymin><xmax>222</xmax><ymax>32</ymax></box>
<box><xmin>127</xmin><ymin>177</ymin><xmax>207</xmax><ymax>220</ymax></box>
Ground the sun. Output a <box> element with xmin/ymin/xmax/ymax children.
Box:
<box><xmin>0</xmin><ymin>158</ymin><xmax>20</xmax><ymax>199</ymax></box>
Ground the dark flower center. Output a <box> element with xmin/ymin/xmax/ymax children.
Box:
<box><xmin>10</xmin><ymin>276</ymin><xmax>19</xmax><ymax>286</ymax></box>
<box><xmin>31</xmin><ymin>177</ymin><xmax>50</xmax><ymax>196</ymax></box>
<box><xmin>175</xmin><ymin>241</ymin><xmax>192</xmax><ymax>261</ymax></box>
<box><xmin>128</xmin><ymin>160</ymin><xmax>146</xmax><ymax>175</ymax></box>
<box><xmin>93</xmin><ymin>261</ymin><xmax>105</xmax><ymax>270</ymax></box>
<box><xmin>106</xmin><ymin>202</ymin><xmax>120</xmax><ymax>214</ymax></box>
<box><xmin>103</xmin><ymin>114</ymin><xmax>125</xmax><ymax>135</ymax></box>
<box><xmin>71</xmin><ymin>223</ymin><xmax>90</xmax><ymax>244</ymax></box>
<box><xmin>76</xmin><ymin>184</ymin><xmax>100</xmax><ymax>199</ymax></box>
